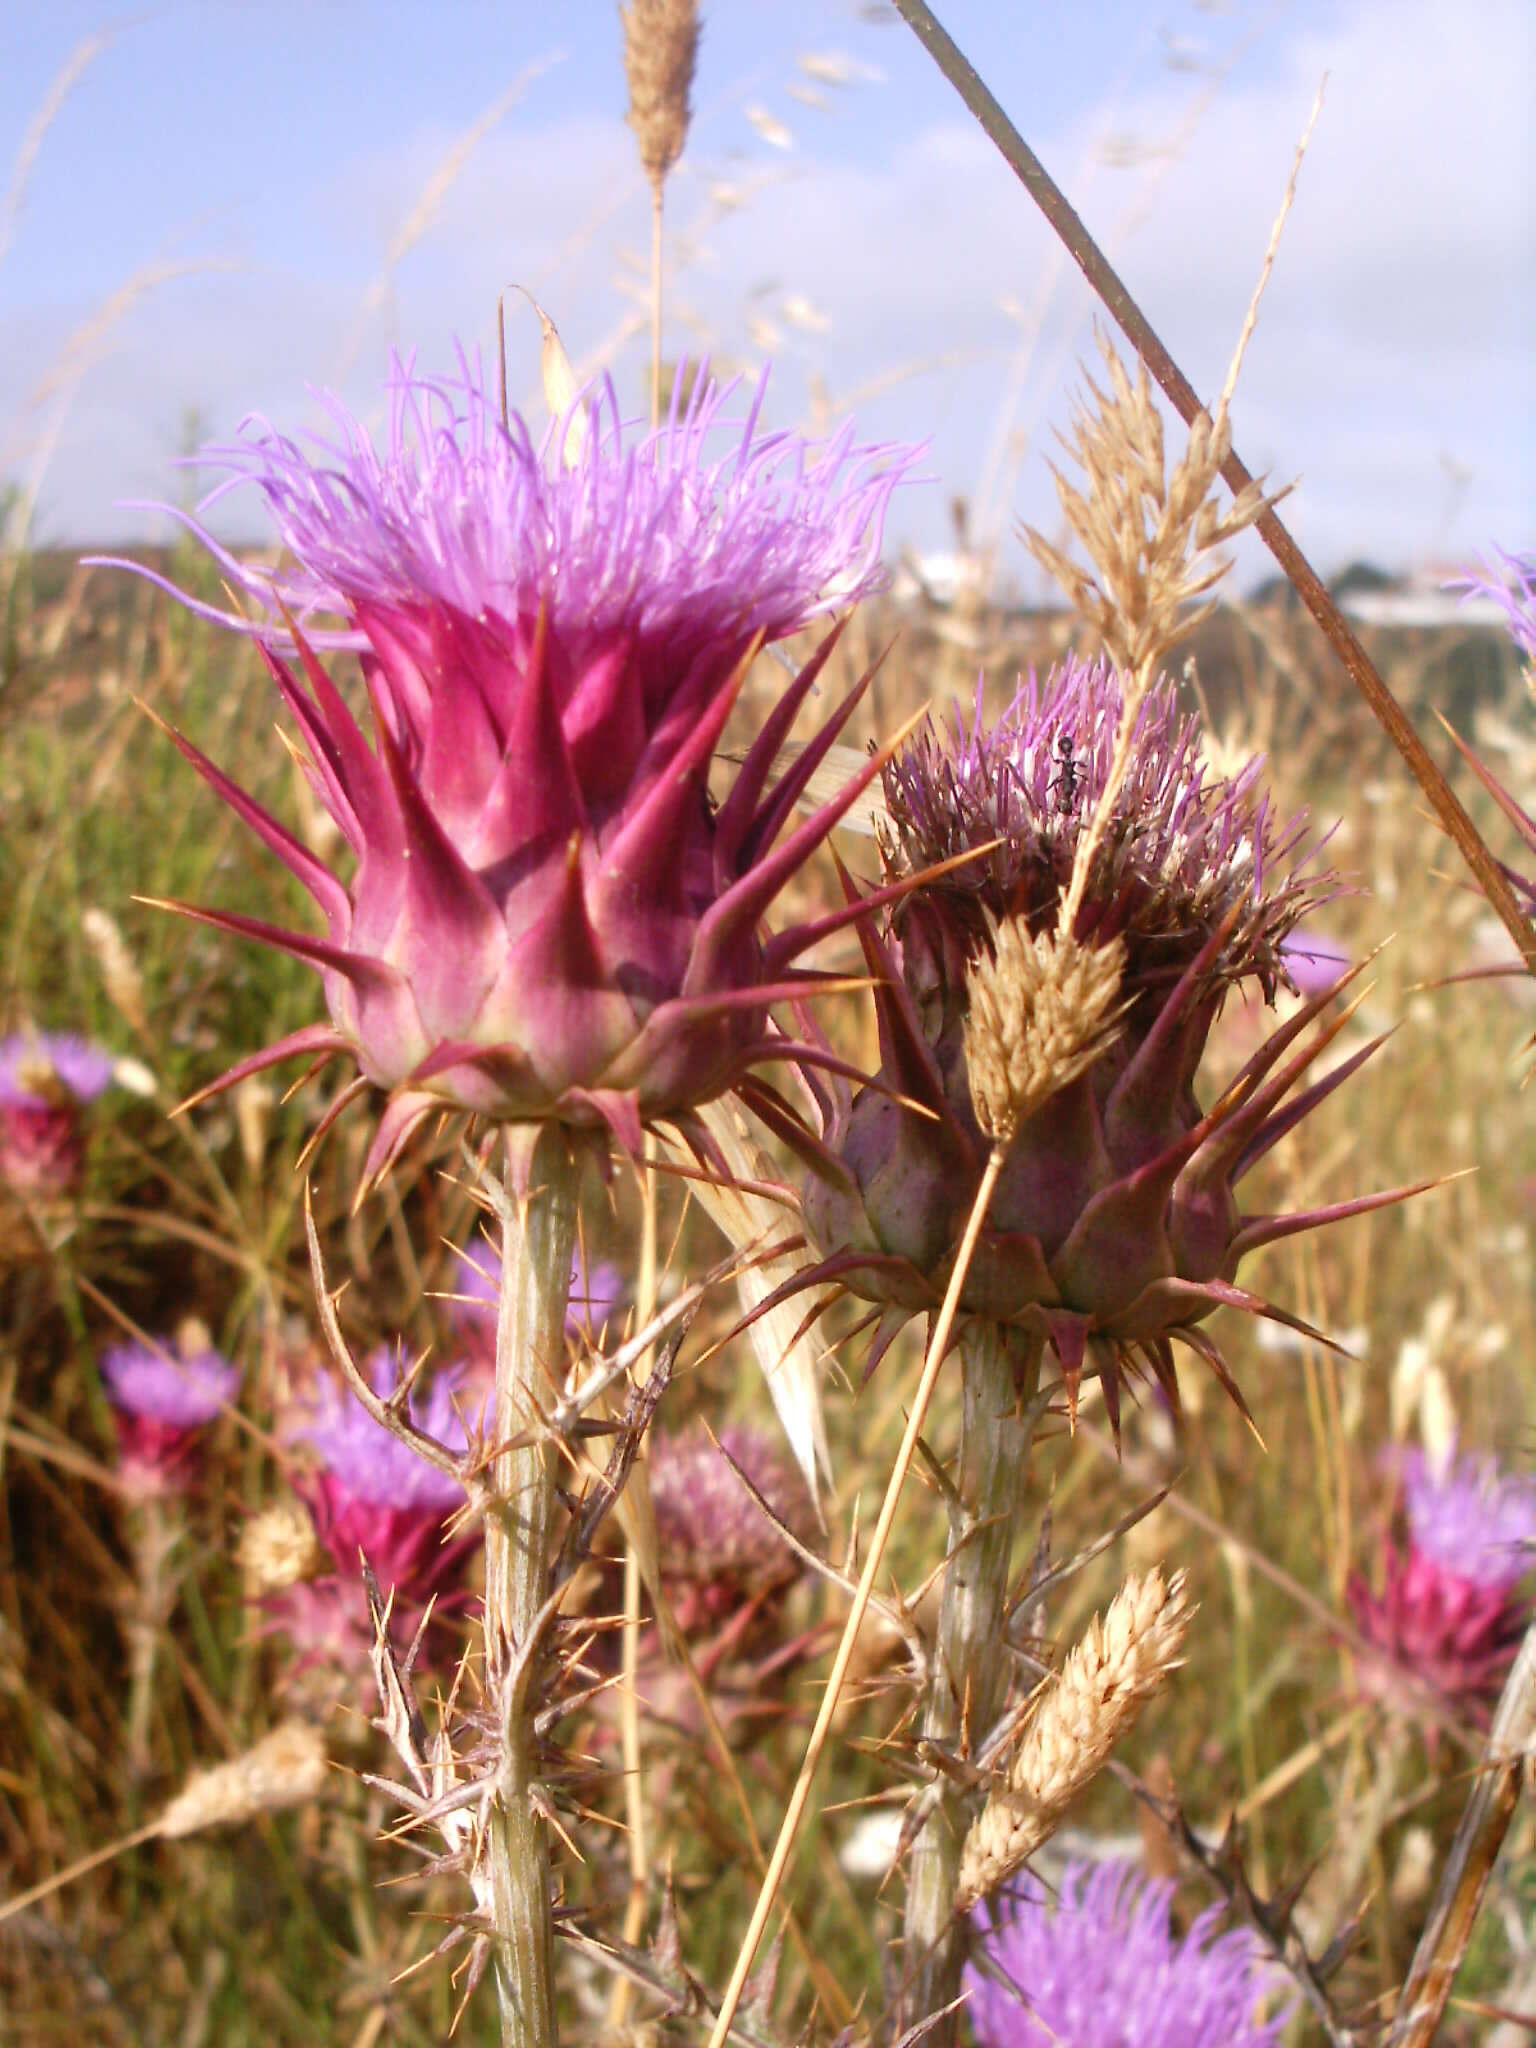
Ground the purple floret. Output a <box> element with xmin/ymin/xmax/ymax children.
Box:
<box><xmin>967</xmin><ymin>1861</ymin><xmax>1293</xmax><ymax>2048</ymax></box>
<box><xmin>301</xmin><ymin>1348</ymin><xmax>467</xmax><ymax>1512</ymax></box>
<box><xmin>1400</xmin><ymin>1445</ymin><xmax>1536</xmax><ymax>1592</ymax></box>
<box><xmin>99</xmin><ymin>352</ymin><xmax>918</xmax><ymax>658</ymax></box>
<box><xmin>1449</xmin><ymin>548</ymin><xmax>1536</xmax><ymax>664</ymax></box>
<box><xmin>0</xmin><ymin>1033</ymin><xmax>114</xmax><ymax>1106</ymax></box>
<box><xmin>100</xmin><ymin>1340</ymin><xmax>240</xmax><ymax>1426</ymax></box>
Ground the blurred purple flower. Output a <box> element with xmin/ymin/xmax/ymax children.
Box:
<box><xmin>966</xmin><ymin>1861</ymin><xmax>1293</xmax><ymax>2048</ymax></box>
<box><xmin>104</xmin><ymin>352</ymin><xmax>919</xmax><ymax>1180</ymax></box>
<box><xmin>451</xmin><ymin>1239</ymin><xmax>627</xmax><ymax>1345</ymax></box>
<box><xmin>648</xmin><ymin>1423</ymin><xmax>818</xmax><ymax>1633</ymax></box>
<box><xmin>100</xmin><ymin>1337</ymin><xmax>239</xmax><ymax>1497</ymax></box>
<box><xmin>0</xmin><ymin>1032</ymin><xmax>114</xmax><ymax>1193</ymax></box>
<box><xmin>1278</xmin><ymin>924</ymin><xmax>1350</xmax><ymax>998</ymax></box>
<box><xmin>1349</xmin><ymin>1444</ymin><xmax>1536</xmax><ymax>1715</ymax></box>
<box><xmin>297</xmin><ymin>1348</ymin><xmax>474</xmax><ymax>1605</ymax></box>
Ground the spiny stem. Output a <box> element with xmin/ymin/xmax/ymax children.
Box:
<box><xmin>483</xmin><ymin>1124</ymin><xmax>580</xmax><ymax>2048</ymax></box>
<box><xmin>901</xmin><ymin>1322</ymin><xmax>1043</xmax><ymax>2041</ymax></box>
<box><xmin>705</xmin><ymin>1145</ymin><xmax>1010</xmax><ymax>2048</ymax></box>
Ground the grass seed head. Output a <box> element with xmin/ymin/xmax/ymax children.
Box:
<box><xmin>157</xmin><ymin>1719</ymin><xmax>328</xmax><ymax>1837</ymax></box>
<box><xmin>963</xmin><ymin>918</ymin><xmax>1126</xmax><ymax>1147</ymax></box>
<box><xmin>955</xmin><ymin>1568</ymin><xmax>1190</xmax><ymax>1910</ymax></box>
<box><xmin>621</xmin><ymin>0</ymin><xmax>700</xmax><ymax>196</ymax></box>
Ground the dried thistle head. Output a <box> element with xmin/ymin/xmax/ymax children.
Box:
<box><xmin>621</xmin><ymin>0</ymin><xmax>700</xmax><ymax>196</ymax></box>
<box><xmin>1023</xmin><ymin>333</ymin><xmax>1286</xmax><ymax>680</ymax></box>
<box><xmin>240</xmin><ymin>1495</ymin><xmax>324</xmax><ymax>1594</ymax></box>
<box><xmin>963</xmin><ymin>918</ymin><xmax>1126</xmax><ymax>1147</ymax></box>
<box><xmin>955</xmin><ymin>1568</ymin><xmax>1190</xmax><ymax>1910</ymax></box>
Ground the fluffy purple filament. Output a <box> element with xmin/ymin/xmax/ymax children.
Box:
<box><xmin>98</xmin><ymin>351</ymin><xmax>918</xmax><ymax>657</ymax></box>
<box><xmin>1449</xmin><ymin>547</ymin><xmax>1536</xmax><ymax>665</ymax></box>
<box><xmin>966</xmin><ymin>1861</ymin><xmax>1293</xmax><ymax>2048</ymax></box>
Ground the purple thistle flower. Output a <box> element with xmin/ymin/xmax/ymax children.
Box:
<box><xmin>450</xmin><ymin>1238</ymin><xmax>628</xmax><ymax>1345</ymax></box>
<box><xmin>777</xmin><ymin>660</ymin><xmax>1412</xmax><ymax>1431</ymax></box>
<box><xmin>966</xmin><ymin>1862</ymin><xmax>1293</xmax><ymax>2048</ymax></box>
<box><xmin>100</xmin><ymin>1337</ymin><xmax>240</xmax><ymax>1496</ymax></box>
<box><xmin>0</xmin><ymin>1032</ymin><xmax>114</xmax><ymax>1193</ymax></box>
<box><xmin>1349</xmin><ymin>1444</ymin><xmax>1536</xmax><ymax>1714</ymax></box>
<box><xmin>297</xmin><ymin>1348</ymin><xmax>474</xmax><ymax>1605</ymax></box>
<box><xmin>101</xmin><ymin>352</ymin><xmax>920</xmax><ymax>1182</ymax></box>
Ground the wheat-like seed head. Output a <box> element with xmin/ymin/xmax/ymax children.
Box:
<box><xmin>157</xmin><ymin>1719</ymin><xmax>328</xmax><ymax>1837</ymax></box>
<box><xmin>963</xmin><ymin>919</ymin><xmax>1126</xmax><ymax>1147</ymax></box>
<box><xmin>955</xmin><ymin>1568</ymin><xmax>1191</xmax><ymax>1911</ymax></box>
<box><xmin>81</xmin><ymin>906</ymin><xmax>148</xmax><ymax>1039</ymax></box>
<box><xmin>621</xmin><ymin>0</ymin><xmax>700</xmax><ymax>196</ymax></box>
<box><xmin>1024</xmin><ymin>333</ymin><xmax>1286</xmax><ymax>682</ymax></box>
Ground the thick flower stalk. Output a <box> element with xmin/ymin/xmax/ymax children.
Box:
<box><xmin>766</xmin><ymin>656</ymin><xmax>1424</xmax><ymax>1432</ymax></box>
<box><xmin>966</xmin><ymin>1860</ymin><xmax>1294</xmax><ymax>2048</ymax></box>
<box><xmin>451</xmin><ymin>1238</ymin><xmax>627</xmax><ymax>1349</ymax></box>
<box><xmin>0</xmin><ymin>1031</ymin><xmax>113</xmax><ymax>1193</ymax></box>
<box><xmin>1349</xmin><ymin>1444</ymin><xmax>1536</xmax><ymax>1718</ymax></box>
<box><xmin>106</xmin><ymin>352</ymin><xmax>917</xmax><ymax>1179</ymax></box>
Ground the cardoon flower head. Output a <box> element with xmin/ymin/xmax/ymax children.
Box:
<box><xmin>781</xmin><ymin>659</ymin><xmax>1415</xmax><ymax>1427</ymax></box>
<box><xmin>1349</xmin><ymin>1443</ymin><xmax>1536</xmax><ymax>1713</ymax></box>
<box><xmin>0</xmin><ymin>1032</ymin><xmax>114</xmax><ymax>1193</ymax></box>
<box><xmin>648</xmin><ymin>1423</ymin><xmax>818</xmax><ymax>1633</ymax></box>
<box><xmin>100</xmin><ymin>1335</ymin><xmax>240</xmax><ymax>1497</ymax></box>
<box><xmin>966</xmin><ymin>1861</ymin><xmax>1293</xmax><ymax>2048</ymax></box>
<box><xmin>107</xmin><ymin>353</ymin><xmax>918</xmax><ymax>1181</ymax></box>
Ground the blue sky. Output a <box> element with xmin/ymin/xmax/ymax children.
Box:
<box><xmin>3</xmin><ymin>0</ymin><xmax>1532</xmax><ymax>587</ymax></box>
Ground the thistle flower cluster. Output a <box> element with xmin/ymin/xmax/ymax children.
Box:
<box><xmin>109</xmin><ymin>355</ymin><xmax>917</xmax><ymax>1178</ymax></box>
<box><xmin>787</xmin><ymin>658</ymin><xmax>1395</xmax><ymax>1427</ymax></box>
<box><xmin>100</xmin><ymin>1334</ymin><xmax>240</xmax><ymax>1498</ymax></box>
<box><xmin>966</xmin><ymin>1861</ymin><xmax>1293</xmax><ymax>2048</ymax></box>
<box><xmin>0</xmin><ymin>1031</ymin><xmax>114</xmax><ymax>1193</ymax></box>
<box><xmin>1349</xmin><ymin>1443</ymin><xmax>1536</xmax><ymax>1714</ymax></box>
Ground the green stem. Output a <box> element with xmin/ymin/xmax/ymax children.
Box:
<box><xmin>902</xmin><ymin>1321</ymin><xmax>1042</xmax><ymax>2041</ymax></box>
<box><xmin>482</xmin><ymin>1123</ymin><xmax>580</xmax><ymax>2048</ymax></box>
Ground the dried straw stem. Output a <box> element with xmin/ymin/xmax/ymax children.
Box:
<box><xmin>956</xmin><ymin>1567</ymin><xmax>1190</xmax><ymax>1910</ymax></box>
<box><xmin>703</xmin><ymin>1145</ymin><xmax>1011</xmax><ymax>2048</ymax></box>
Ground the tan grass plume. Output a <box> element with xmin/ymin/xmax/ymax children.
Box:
<box><xmin>621</xmin><ymin>0</ymin><xmax>700</xmax><ymax>196</ymax></box>
<box><xmin>955</xmin><ymin>1567</ymin><xmax>1190</xmax><ymax>1911</ymax></box>
<box><xmin>964</xmin><ymin>916</ymin><xmax>1126</xmax><ymax>1146</ymax></box>
<box><xmin>158</xmin><ymin>1720</ymin><xmax>328</xmax><ymax>1837</ymax></box>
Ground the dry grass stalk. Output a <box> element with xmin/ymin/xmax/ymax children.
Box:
<box><xmin>157</xmin><ymin>1720</ymin><xmax>328</xmax><ymax>1838</ymax></box>
<box><xmin>955</xmin><ymin>1568</ymin><xmax>1190</xmax><ymax>1911</ymax></box>
<box><xmin>621</xmin><ymin>0</ymin><xmax>700</xmax><ymax>195</ymax></box>
<box><xmin>963</xmin><ymin>917</ymin><xmax>1126</xmax><ymax>1145</ymax></box>
<box><xmin>238</xmin><ymin>1496</ymin><xmax>323</xmax><ymax>1594</ymax></box>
